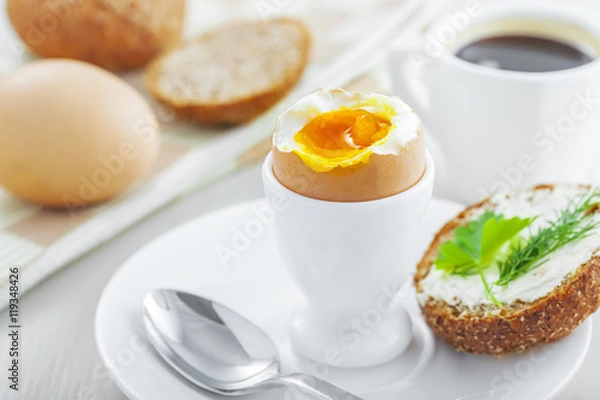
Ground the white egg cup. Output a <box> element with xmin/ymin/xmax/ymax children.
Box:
<box><xmin>262</xmin><ymin>151</ymin><xmax>435</xmax><ymax>368</ymax></box>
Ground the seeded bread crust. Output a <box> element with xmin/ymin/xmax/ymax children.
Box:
<box><xmin>414</xmin><ymin>184</ymin><xmax>600</xmax><ymax>355</ymax></box>
<box><xmin>145</xmin><ymin>18</ymin><xmax>311</xmax><ymax>125</ymax></box>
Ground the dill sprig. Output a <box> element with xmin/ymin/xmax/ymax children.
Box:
<box><xmin>434</xmin><ymin>190</ymin><xmax>600</xmax><ymax>306</ymax></box>
<box><xmin>494</xmin><ymin>191</ymin><xmax>600</xmax><ymax>288</ymax></box>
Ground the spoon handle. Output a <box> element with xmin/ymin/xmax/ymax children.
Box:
<box><xmin>277</xmin><ymin>373</ymin><xmax>363</xmax><ymax>400</ymax></box>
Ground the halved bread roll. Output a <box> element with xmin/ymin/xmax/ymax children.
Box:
<box><xmin>415</xmin><ymin>184</ymin><xmax>600</xmax><ymax>355</ymax></box>
<box><xmin>146</xmin><ymin>18</ymin><xmax>311</xmax><ymax>125</ymax></box>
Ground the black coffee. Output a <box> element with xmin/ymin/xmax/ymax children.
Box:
<box><xmin>455</xmin><ymin>35</ymin><xmax>594</xmax><ymax>72</ymax></box>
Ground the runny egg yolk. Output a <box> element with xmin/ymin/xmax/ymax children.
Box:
<box><xmin>293</xmin><ymin>109</ymin><xmax>392</xmax><ymax>172</ymax></box>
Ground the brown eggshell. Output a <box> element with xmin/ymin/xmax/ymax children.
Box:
<box><xmin>272</xmin><ymin>129</ymin><xmax>425</xmax><ymax>202</ymax></box>
<box><xmin>0</xmin><ymin>59</ymin><xmax>160</xmax><ymax>208</ymax></box>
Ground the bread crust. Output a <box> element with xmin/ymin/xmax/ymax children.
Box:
<box><xmin>145</xmin><ymin>18</ymin><xmax>311</xmax><ymax>125</ymax></box>
<box><xmin>414</xmin><ymin>184</ymin><xmax>600</xmax><ymax>355</ymax></box>
<box><xmin>7</xmin><ymin>0</ymin><xmax>185</xmax><ymax>71</ymax></box>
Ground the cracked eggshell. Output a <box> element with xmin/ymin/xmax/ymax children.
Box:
<box><xmin>271</xmin><ymin>89</ymin><xmax>426</xmax><ymax>202</ymax></box>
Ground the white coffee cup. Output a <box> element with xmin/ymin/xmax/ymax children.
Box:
<box><xmin>262</xmin><ymin>151</ymin><xmax>434</xmax><ymax>368</ymax></box>
<box><xmin>389</xmin><ymin>1</ymin><xmax>600</xmax><ymax>203</ymax></box>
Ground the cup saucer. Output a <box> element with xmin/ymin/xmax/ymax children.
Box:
<box><xmin>96</xmin><ymin>198</ymin><xmax>591</xmax><ymax>400</ymax></box>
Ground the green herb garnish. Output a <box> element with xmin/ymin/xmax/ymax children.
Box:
<box><xmin>435</xmin><ymin>211</ymin><xmax>534</xmax><ymax>303</ymax></box>
<box><xmin>435</xmin><ymin>211</ymin><xmax>533</xmax><ymax>275</ymax></box>
<box><xmin>495</xmin><ymin>192</ymin><xmax>600</xmax><ymax>287</ymax></box>
<box><xmin>434</xmin><ymin>191</ymin><xmax>600</xmax><ymax>306</ymax></box>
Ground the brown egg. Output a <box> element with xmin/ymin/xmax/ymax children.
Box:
<box><xmin>0</xmin><ymin>59</ymin><xmax>160</xmax><ymax>208</ymax></box>
<box><xmin>271</xmin><ymin>89</ymin><xmax>425</xmax><ymax>202</ymax></box>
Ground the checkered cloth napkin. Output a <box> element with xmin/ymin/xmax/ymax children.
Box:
<box><xmin>0</xmin><ymin>0</ymin><xmax>414</xmax><ymax>308</ymax></box>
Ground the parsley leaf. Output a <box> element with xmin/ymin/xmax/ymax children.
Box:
<box><xmin>435</xmin><ymin>211</ymin><xmax>533</xmax><ymax>276</ymax></box>
<box><xmin>435</xmin><ymin>211</ymin><xmax>493</xmax><ymax>275</ymax></box>
<box><xmin>434</xmin><ymin>211</ymin><xmax>534</xmax><ymax>305</ymax></box>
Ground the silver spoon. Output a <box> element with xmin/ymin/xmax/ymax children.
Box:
<box><xmin>142</xmin><ymin>289</ymin><xmax>362</xmax><ymax>399</ymax></box>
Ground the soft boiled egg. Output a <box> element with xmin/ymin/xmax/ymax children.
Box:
<box><xmin>272</xmin><ymin>89</ymin><xmax>425</xmax><ymax>201</ymax></box>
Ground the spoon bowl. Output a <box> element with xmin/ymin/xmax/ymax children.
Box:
<box><xmin>142</xmin><ymin>289</ymin><xmax>362</xmax><ymax>399</ymax></box>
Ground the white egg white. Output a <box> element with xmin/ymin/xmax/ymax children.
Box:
<box><xmin>273</xmin><ymin>88</ymin><xmax>421</xmax><ymax>156</ymax></box>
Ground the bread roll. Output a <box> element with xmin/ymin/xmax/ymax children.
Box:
<box><xmin>7</xmin><ymin>0</ymin><xmax>185</xmax><ymax>71</ymax></box>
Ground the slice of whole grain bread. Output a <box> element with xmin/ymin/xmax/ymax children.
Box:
<box><xmin>415</xmin><ymin>184</ymin><xmax>600</xmax><ymax>355</ymax></box>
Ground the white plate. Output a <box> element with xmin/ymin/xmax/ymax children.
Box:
<box><xmin>95</xmin><ymin>198</ymin><xmax>592</xmax><ymax>400</ymax></box>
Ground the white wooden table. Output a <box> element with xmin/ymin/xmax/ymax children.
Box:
<box><xmin>0</xmin><ymin>161</ymin><xmax>599</xmax><ymax>400</ymax></box>
<box><xmin>2</xmin><ymin>0</ymin><xmax>600</xmax><ymax>397</ymax></box>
